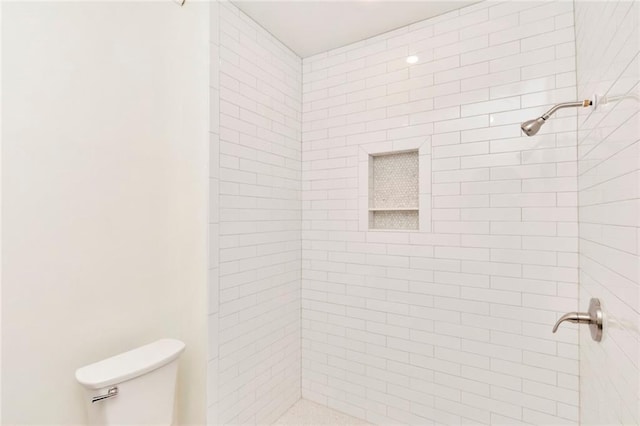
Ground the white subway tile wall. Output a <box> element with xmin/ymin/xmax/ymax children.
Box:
<box><xmin>301</xmin><ymin>1</ymin><xmax>581</xmax><ymax>424</ymax></box>
<box><xmin>215</xmin><ymin>2</ymin><xmax>303</xmax><ymax>424</ymax></box>
<box><xmin>575</xmin><ymin>1</ymin><xmax>640</xmax><ymax>424</ymax></box>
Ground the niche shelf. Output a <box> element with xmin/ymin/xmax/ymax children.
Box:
<box><xmin>369</xmin><ymin>150</ymin><xmax>419</xmax><ymax>230</ymax></box>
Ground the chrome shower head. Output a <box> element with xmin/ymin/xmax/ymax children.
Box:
<box><xmin>520</xmin><ymin>99</ymin><xmax>592</xmax><ymax>137</ymax></box>
<box><xmin>521</xmin><ymin>117</ymin><xmax>545</xmax><ymax>136</ymax></box>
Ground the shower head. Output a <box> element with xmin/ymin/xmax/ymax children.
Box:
<box><xmin>520</xmin><ymin>99</ymin><xmax>593</xmax><ymax>137</ymax></box>
<box><xmin>521</xmin><ymin>117</ymin><xmax>545</xmax><ymax>136</ymax></box>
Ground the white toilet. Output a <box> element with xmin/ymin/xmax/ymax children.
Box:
<box><xmin>75</xmin><ymin>338</ymin><xmax>186</xmax><ymax>426</ymax></box>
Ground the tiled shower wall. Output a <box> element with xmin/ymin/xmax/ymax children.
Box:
<box><xmin>301</xmin><ymin>1</ymin><xmax>581</xmax><ymax>424</ymax></box>
<box><xmin>575</xmin><ymin>1</ymin><xmax>640</xmax><ymax>424</ymax></box>
<box><xmin>213</xmin><ymin>2</ymin><xmax>303</xmax><ymax>424</ymax></box>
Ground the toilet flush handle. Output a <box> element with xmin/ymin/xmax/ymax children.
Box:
<box><xmin>91</xmin><ymin>386</ymin><xmax>118</xmax><ymax>403</ymax></box>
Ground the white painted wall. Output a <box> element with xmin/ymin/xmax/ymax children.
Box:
<box><xmin>215</xmin><ymin>2</ymin><xmax>303</xmax><ymax>424</ymax></box>
<box><xmin>0</xmin><ymin>2</ymin><xmax>4</xmax><ymax>422</ymax></box>
<box><xmin>2</xmin><ymin>2</ymin><xmax>209</xmax><ymax>424</ymax></box>
<box><xmin>208</xmin><ymin>1</ymin><xmax>221</xmax><ymax>424</ymax></box>
<box><xmin>301</xmin><ymin>1</ymin><xmax>581</xmax><ymax>424</ymax></box>
<box><xmin>575</xmin><ymin>1</ymin><xmax>640</xmax><ymax>424</ymax></box>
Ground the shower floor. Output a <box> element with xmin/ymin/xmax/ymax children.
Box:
<box><xmin>274</xmin><ymin>399</ymin><xmax>371</xmax><ymax>425</ymax></box>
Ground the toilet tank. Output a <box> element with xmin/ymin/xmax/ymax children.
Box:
<box><xmin>75</xmin><ymin>339</ymin><xmax>186</xmax><ymax>426</ymax></box>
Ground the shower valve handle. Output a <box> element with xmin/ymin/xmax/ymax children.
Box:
<box><xmin>552</xmin><ymin>298</ymin><xmax>603</xmax><ymax>342</ymax></box>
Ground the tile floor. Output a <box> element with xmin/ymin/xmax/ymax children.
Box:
<box><xmin>273</xmin><ymin>399</ymin><xmax>371</xmax><ymax>425</ymax></box>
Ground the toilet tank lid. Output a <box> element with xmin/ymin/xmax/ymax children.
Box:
<box><xmin>75</xmin><ymin>339</ymin><xmax>186</xmax><ymax>389</ymax></box>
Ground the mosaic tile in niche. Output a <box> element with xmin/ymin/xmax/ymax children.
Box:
<box><xmin>371</xmin><ymin>151</ymin><xmax>419</xmax><ymax>209</ymax></box>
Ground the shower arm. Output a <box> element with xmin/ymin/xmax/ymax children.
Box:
<box><xmin>541</xmin><ymin>99</ymin><xmax>592</xmax><ymax>120</ymax></box>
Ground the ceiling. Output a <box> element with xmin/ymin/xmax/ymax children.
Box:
<box><xmin>231</xmin><ymin>1</ymin><xmax>478</xmax><ymax>58</ymax></box>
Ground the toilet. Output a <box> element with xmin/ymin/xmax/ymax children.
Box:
<box><xmin>75</xmin><ymin>339</ymin><xmax>186</xmax><ymax>426</ymax></box>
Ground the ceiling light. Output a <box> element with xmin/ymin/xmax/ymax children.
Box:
<box><xmin>406</xmin><ymin>55</ymin><xmax>419</xmax><ymax>64</ymax></box>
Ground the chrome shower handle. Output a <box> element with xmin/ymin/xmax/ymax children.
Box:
<box><xmin>552</xmin><ymin>298</ymin><xmax>603</xmax><ymax>342</ymax></box>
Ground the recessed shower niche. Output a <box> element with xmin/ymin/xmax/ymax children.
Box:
<box><xmin>369</xmin><ymin>150</ymin><xmax>419</xmax><ymax>230</ymax></box>
<box><xmin>357</xmin><ymin>139</ymin><xmax>432</xmax><ymax>233</ymax></box>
